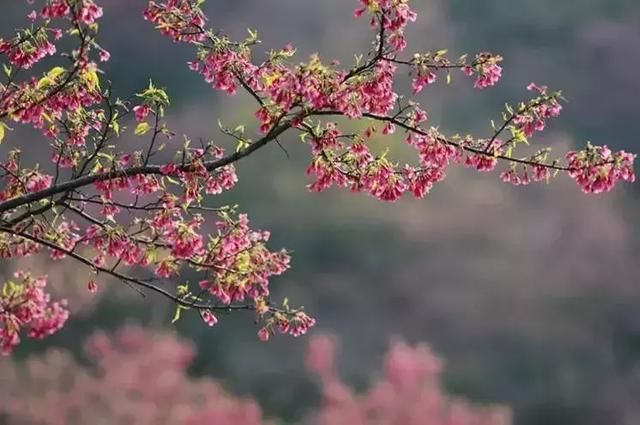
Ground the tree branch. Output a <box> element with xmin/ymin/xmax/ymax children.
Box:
<box><xmin>0</xmin><ymin>120</ymin><xmax>293</xmax><ymax>214</ymax></box>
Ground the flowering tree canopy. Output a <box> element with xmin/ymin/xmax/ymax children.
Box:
<box><xmin>0</xmin><ymin>0</ymin><xmax>636</xmax><ymax>354</ymax></box>
<box><xmin>0</xmin><ymin>327</ymin><xmax>511</xmax><ymax>425</ymax></box>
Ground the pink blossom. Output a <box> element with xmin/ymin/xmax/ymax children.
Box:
<box><xmin>566</xmin><ymin>146</ymin><xmax>636</xmax><ymax>194</ymax></box>
<box><xmin>133</xmin><ymin>104</ymin><xmax>150</xmax><ymax>122</ymax></box>
<box><xmin>200</xmin><ymin>310</ymin><xmax>218</xmax><ymax>327</ymax></box>
<box><xmin>257</xmin><ymin>327</ymin><xmax>270</xmax><ymax>342</ymax></box>
<box><xmin>87</xmin><ymin>280</ymin><xmax>98</xmax><ymax>293</ymax></box>
<box><xmin>0</xmin><ymin>272</ymin><xmax>68</xmax><ymax>355</ymax></box>
<box><xmin>411</xmin><ymin>72</ymin><xmax>436</xmax><ymax>94</ymax></box>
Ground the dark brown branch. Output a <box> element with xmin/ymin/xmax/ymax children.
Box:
<box><xmin>0</xmin><ymin>224</ymin><xmax>263</xmax><ymax>312</ymax></box>
<box><xmin>311</xmin><ymin>110</ymin><xmax>570</xmax><ymax>171</ymax></box>
<box><xmin>0</xmin><ymin>120</ymin><xmax>292</xmax><ymax>214</ymax></box>
<box><xmin>342</xmin><ymin>11</ymin><xmax>386</xmax><ymax>82</ymax></box>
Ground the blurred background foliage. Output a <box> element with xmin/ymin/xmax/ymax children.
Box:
<box><xmin>2</xmin><ymin>1</ymin><xmax>640</xmax><ymax>424</ymax></box>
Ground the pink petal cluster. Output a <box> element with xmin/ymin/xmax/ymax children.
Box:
<box><xmin>144</xmin><ymin>0</ymin><xmax>207</xmax><ymax>43</ymax></box>
<box><xmin>566</xmin><ymin>145</ymin><xmax>636</xmax><ymax>194</ymax></box>
<box><xmin>354</xmin><ymin>0</ymin><xmax>417</xmax><ymax>52</ymax></box>
<box><xmin>411</xmin><ymin>71</ymin><xmax>436</xmax><ymax>94</ymax></box>
<box><xmin>463</xmin><ymin>53</ymin><xmax>503</xmax><ymax>89</ymax></box>
<box><xmin>499</xmin><ymin>164</ymin><xmax>551</xmax><ymax>186</ymax></box>
<box><xmin>511</xmin><ymin>84</ymin><xmax>563</xmax><ymax>137</ymax></box>
<box><xmin>0</xmin><ymin>272</ymin><xmax>69</xmax><ymax>355</ymax></box>
<box><xmin>465</xmin><ymin>140</ymin><xmax>502</xmax><ymax>172</ymax></box>
<box><xmin>305</xmin><ymin>120</ymin><xmax>462</xmax><ymax>202</ymax></box>
<box><xmin>133</xmin><ymin>104</ymin><xmax>151</xmax><ymax>122</ymax></box>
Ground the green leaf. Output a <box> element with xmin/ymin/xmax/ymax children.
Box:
<box><xmin>47</xmin><ymin>66</ymin><xmax>65</xmax><ymax>80</ymax></box>
<box><xmin>96</xmin><ymin>152</ymin><xmax>114</xmax><ymax>161</ymax></box>
<box><xmin>91</xmin><ymin>160</ymin><xmax>102</xmax><ymax>174</ymax></box>
<box><xmin>171</xmin><ymin>305</ymin><xmax>182</xmax><ymax>323</ymax></box>
<box><xmin>36</xmin><ymin>77</ymin><xmax>55</xmax><ymax>90</ymax></box>
<box><xmin>235</xmin><ymin>139</ymin><xmax>250</xmax><ymax>152</ymax></box>
<box><xmin>134</xmin><ymin>122</ymin><xmax>151</xmax><ymax>136</ymax></box>
<box><xmin>136</xmin><ymin>80</ymin><xmax>170</xmax><ymax>106</ymax></box>
<box><xmin>505</xmin><ymin>103</ymin><xmax>513</xmax><ymax>115</ymax></box>
<box><xmin>0</xmin><ymin>122</ymin><xmax>5</xmax><ymax>144</ymax></box>
<box><xmin>146</xmin><ymin>249</ymin><xmax>157</xmax><ymax>263</ymax></box>
<box><xmin>247</xmin><ymin>28</ymin><xmax>258</xmax><ymax>41</ymax></box>
<box><xmin>110</xmin><ymin>114</ymin><xmax>120</xmax><ymax>136</ymax></box>
<box><xmin>81</xmin><ymin>68</ymin><xmax>100</xmax><ymax>91</ymax></box>
<box><xmin>176</xmin><ymin>283</ymin><xmax>189</xmax><ymax>296</ymax></box>
<box><xmin>165</xmin><ymin>175</ymin><xmax>180</xmax><ymax>185</ymax></box>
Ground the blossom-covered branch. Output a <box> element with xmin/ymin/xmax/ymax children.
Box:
<box><xmin>0</xmin><ymin>0</ymin><xmax>635</xmax><ymax>353</ymax></box>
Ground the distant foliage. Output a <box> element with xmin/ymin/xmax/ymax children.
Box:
<box><xmin>306</xmin><ymin>334</ymin><xmax>510</xmax><ymax>425</ymax></box>
<box><xmin>0</xmin><ymin>327</ymin><xmax>511</xmax><ymax>425</ymax></box>
<box><xmin>0</xmin><ymin>326</ymin><xmax>267</xmax><ymax>425</ymax></box>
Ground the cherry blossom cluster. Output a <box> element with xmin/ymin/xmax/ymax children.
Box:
<box><xmin>146</xmin><ymin>0</ymin><xmax>634</xmax><ymax>203</ymax></box>
<box><xmin>0</xmin><ymin>29</ymin><xmax>57</xmax><ymax>70</ymax></box>
<box><xmin>0</xmin><ymin>0</ymin><xmax>107</xmax><ymax>174</ymax></box>
<box><xmin>463</xmin><ymin>52</ymin><xmax>503</xmax><ymax>89</ymax></box>
<box><xmin>499</xmin><ymin>161</ymin><xmax>552</xmax><ymax>187</ymax></box>
<box><xmin>0</xmin><ymin>0</ymin><xmax>314</xmax><ymax>347</ymax></box>
<box><xmin>304</xmin><ymin>121</ymin><xmax>457</xmax><ymax>201</ymax></box>
<box><xmin>353</xmin><ymin>0</ymin><xmax>417</xmax><ymax>52</ymax></box>
<box><xmin>410</xmin><ymin>50</ymin><xmax>504</xmax><ymax>94</ymax></box>
<box><xmin>75</xmin><ymin>188</ymin><xmax>310</xmax><ymax>339</ymax></box>
<box><xmin>0</xmin><ymin>150</ymin><xmax>52</xmax><ymax>202</ymax></box>
<box><xmin>510</xmin><ymin>83</ymin><xmax>564</xmax><ymax>138</ymax></box>
<box><xmin>41</xmin><ymin>0</ymin><xmax>103</xmax><ymax>25</ymax></box>
<box><xmin>144</xmin><ymin>0</ymin><xmax>207</xmax><ymax>43</ymax></box>
<box><xmin>0</xmin><ymin>272</ymin><xmax>69</xmax><ymax>355</ymax></box>
<box><xmin>566</xmin><ymin>144</ymin><xmax>636</xmax><ymax>194</ymax></box>
<box><xmin>257</xmin><ymin>309</ymin><xmax>316</xmax><ymax>342</ymax></box>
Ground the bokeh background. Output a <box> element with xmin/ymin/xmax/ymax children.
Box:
<box><xmin>1</xmin><ymin>1</ymin><xmax>640</xmax><ymax>424</ymax></box>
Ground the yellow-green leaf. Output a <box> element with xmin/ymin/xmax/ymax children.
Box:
<box><xmin>0</xmin><ymin>122</ymin><xmax>5</xmax><ymax>144</ymax></box>
<box><xmin>176</xmin><ymin>284</ymin><xmax>189</xmax><ymax>296</ymax></box>
<box><xmin>82</xmin><ymin>68</ymin><xmax>100</xmax><ymax>91</ymax></box>
<box><xmin>165</xmin><ymin>176</ymin><xmax>180</xmax><ymax>185</ymax></box>
<box><xmin>111</xmin><ymin>120</ymin><xmax>120</xmax><ymax>136</ymax></box>
<box><xmin>171</xmin><ymin>305</ymin><xmax>182</xmax><ymax>323</ymax></box>
<box><xmin>36</xmin><ymin>77</ymin><xmax>55</xmax><ymax>90</ymax></box>
<box><xmin>134</xmin><ymin>122</ymin><xmax>151</xmax><ymax>136</ymax></box>
<box><xmin>47</xmin><ymin>66</ymin><xmax>65</xmax><ymax>80</ymax></box>
<box><xmin>235</xmin><ymin>139</ymin><xmax>250</xmax><ymax>152</ymax></box>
